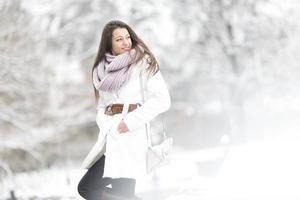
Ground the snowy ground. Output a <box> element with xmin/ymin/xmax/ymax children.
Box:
<box><xmin>1</xmin><ymin>137</ymin><xmax>300</xmax><ymax>200</ymax></box>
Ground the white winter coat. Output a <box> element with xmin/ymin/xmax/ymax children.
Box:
<box><xmin>81</xmin><ymin>58</ymin><xmax>171</xmax><ymax>181</ymax></box>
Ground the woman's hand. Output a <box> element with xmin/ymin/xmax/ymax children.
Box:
<box><xmin>117</xmin><ymin>120</ymin><xmax>129</xmax><ymax>134</ymax></box>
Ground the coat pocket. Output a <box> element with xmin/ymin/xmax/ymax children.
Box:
<box><xmin>108</xmin><ymin>114</ymin><xmax>125</xmax><ymax>136</ymax></box>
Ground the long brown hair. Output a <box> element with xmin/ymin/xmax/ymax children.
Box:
<box><xmin>92</xmin><ymin>20</ymin><xmax>159</xmax><ymax>102</ymax></box>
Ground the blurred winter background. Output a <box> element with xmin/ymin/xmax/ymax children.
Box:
<box><xmin>1</xmin><ymin>0</ymin><xmax>300</xmax><ymax>199</ymax></box>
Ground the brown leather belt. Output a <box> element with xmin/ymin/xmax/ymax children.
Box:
<box><xmin>104</xmin><ymin>103</ymin><xmax>141</xmax><ymax>116</ymax></box>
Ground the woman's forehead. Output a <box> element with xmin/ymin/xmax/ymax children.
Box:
<box><xmin>112</xmin><ymin>28</ymin><xmax>130</xmax><ymax>38</ymax></box>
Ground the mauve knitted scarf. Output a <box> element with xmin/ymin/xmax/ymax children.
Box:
<box><xmin>93</xmin><ymin>49</ymin><xmax>136</xmax><ymax>92</ymax></box>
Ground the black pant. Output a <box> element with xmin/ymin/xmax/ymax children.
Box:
<box><xmin>78</xmin><ymin>156</ymin><xmax>137</xmax><ymax>200</ymax></box>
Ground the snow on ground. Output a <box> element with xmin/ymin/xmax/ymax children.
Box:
<box><xmin>0</xmin><ymin>166</ymin><xmax>84</xmax><ymax>199</ymax></box>
<box><xmin>204</xmin><ymin>138</ymin><xmax>300</xmax><ymax>200</ymax></box>
<box><xmin>0</xmin><ymin>145</ymin><xmax>226</xmax><ymax>200</ymax></box>
<box><xmin>1</xmin><ymin>138</ymin><xmax>300</xmax><ymax>200</ymax></box>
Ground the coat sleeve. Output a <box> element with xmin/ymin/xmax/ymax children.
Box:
<box><xmin>123</xmin><ymin>70</ymin><xmax>171</xmax><ymax>131</ymax></box>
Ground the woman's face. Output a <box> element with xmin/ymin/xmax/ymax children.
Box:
<box><xmin>111</xmin><ymin>28</ymin><xmax>132</xmax><ymax>55</ymax></box>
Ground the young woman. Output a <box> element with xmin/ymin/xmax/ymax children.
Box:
<box><xmin>78</xmin><ymin>20</ymin><xmax>171</xmax><ymax>200</ymax></box>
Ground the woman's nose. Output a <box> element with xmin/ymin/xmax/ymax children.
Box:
<box><xmin>123</xmin><ymin>40</ymin><xmax>129</xmax><ymax>46</ymax></box>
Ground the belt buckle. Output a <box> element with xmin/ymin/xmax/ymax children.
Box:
<box><xmin>106</xmin><ymin>105</ymin><xmax>113</xmax><ymax>115</ymax></box>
